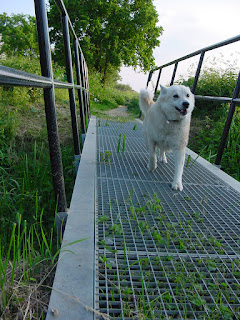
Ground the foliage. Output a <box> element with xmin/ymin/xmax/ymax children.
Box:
<box><xmin>179</xmin><ymin>56</ymin><xmax>238</xmax><ymax>118</ymax></box>
<box><xmin>89</xmin><ymin>71</ymin><xmax>138</xmax><ymax>114</ymax></box>
<box><xmin>127</xmin><ymin>96</ymin><xmax>140</xmax><ymax>116</ymax></box>
<box><xmin>48</xmin><ymin>0</ymin><xmax>163</xmax><ymax>83</ymax></box>
<box><xmin>180</xmin><ymin>56</ymin><xmax>240</xmax><ymax>181</ymax></box>
<box><xmin>0</xmin><ymin>13</ymin><xmax>39</xmax><ymax>58</ymax></box>
<box><xmin>0</xmin><ymin>56</ymin><xmax>43</xmax><ymax>105</ymax></box>
<box><xmin>189</xmin><ymin>110</ymin><xmax>240</xmax><ymax>181</ymax></box>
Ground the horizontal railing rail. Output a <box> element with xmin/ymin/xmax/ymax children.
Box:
<box><xmin>147</xmin><ymin>35</ymin><xmax>240</xmax><ymax>167</ymax></box>
<box><xmin>0</xmin><ymin>0</ymin><xmax>91</xmax><ymax>213</ymax></box>
<box><xmin>0</xmin><ymin>65</ymin><xmax>86</xmax><ymax>90</ymax></box>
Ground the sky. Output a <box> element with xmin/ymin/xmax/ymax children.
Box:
<box><xmin>1</xmin><ymin>0</ymin><xmax>240</xmax><ymax>91</ymax></box>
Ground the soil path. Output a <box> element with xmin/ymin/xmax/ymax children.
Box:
<box><xmin>104</xmin><ymin>105</ymin><xmax>129</xmax><ymax>117</ymax></box>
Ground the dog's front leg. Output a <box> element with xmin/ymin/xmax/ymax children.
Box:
<box><xmin>172</xmin><ymin>149</ymin><xmax>185</xmax><ymax>191</ymax></box>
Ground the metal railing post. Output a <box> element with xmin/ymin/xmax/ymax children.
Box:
<box><xmin>146</xmin><ymin>71</ymin><xmax>153</xmax><ymax>89</ymax></box>
<box><xmin>79</xmin><ymin>51</ymin><xmax>88</xmax><ymax>124</ymax></box>
<box><xmin>154</xmin><ymin>68</ymin><xmax>162</xmax><ymax>96</ymax></box>
<box><xmin>84</xmin><ymin>63</ymin><xmax>91</xmax><ymax>119</ymax></box>
<box><xmin>192</xmin><ymin>51</ymin><xmax>205</xmax><ymax>94</ymax></box>
<box><xmin>74</xmin><ymin>40</ymin><xmax>86</xmax><ymax>136</ymax></box>
<box><xmin>61</xmin><ymin>14</ymin><xmax>81</xmax><ymax>162</ymax></box>
<box><xmin>34</xmin><ymin>0</ymin><xmax>67</xmax><ymax>212</ymax></box>
<box><xmin>215</xmin><ymin>70</ymin><xmax>240</xmax><ymax>165</ymax></box>
<box><xmin>170</xmin><ymin>62</ymin><xmax>178</xmax><ymax>86</ymax></box>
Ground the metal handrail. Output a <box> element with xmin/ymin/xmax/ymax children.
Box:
<box><xmin>147</xmin><ymin>35</ymin><xmax>240</xmax><ymax>167</ymax></box>
<box><xmin>151</xmin><ymin>35</ymin><xmax>240</xmax><ymax>73</ymax></box>
<box><xmin>0</xmin><ymin>65</ymin><xmax>87</xmax><ymax>90</ymax></box>
<box><xmin>0</xmin><ymin>0</ymin><xmax>91</xmax><ymax>213</ymax></box>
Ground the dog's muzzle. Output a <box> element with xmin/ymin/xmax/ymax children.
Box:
<box><xmin>175</xmin><ymin>101</ymin><xmax>189</xmax><ymax>116</ymax></box>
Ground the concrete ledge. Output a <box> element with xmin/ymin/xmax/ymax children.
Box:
<box><xmin>46</xmin><ymin>116</ymin><xmax>96</xmax><ymax>320</ymax></box>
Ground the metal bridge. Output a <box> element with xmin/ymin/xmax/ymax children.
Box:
<box><xmin>1</xmin><ymin>1</ymin><xmax>240</xmax><ymax>319</ymax></box>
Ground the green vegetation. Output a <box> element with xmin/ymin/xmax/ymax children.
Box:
<box><xmin>89</xmin><ymin>73</ymin><xmax>138</xmax><ymax>116</ymax></box>
<box><xmin>180</xmin><ymin>56</ymin><xmax>240</xmax><ymax>181</ymax></box>
<box><xmin>0</xmin><ymin>13</ymin><xmax>39</xmax><ymax>58</ymax></box>
<box><xmin>0</xmin><ymin>58</ymin><xmax>76</xmax><ymax>318</ymax></box>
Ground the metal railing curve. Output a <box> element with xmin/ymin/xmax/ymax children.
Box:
<box><xmin>146</xmin><ymin>35</ymin><xmax>240</xmax><ymax>167</ymax></box>
<box><xmin>0</xmin><ymin>0</ymin><xmax>91</xmax><ymax>213</ymax></box>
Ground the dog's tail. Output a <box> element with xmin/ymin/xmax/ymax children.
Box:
<box><xmin>139</xmin><ymin>89</ymin><xmax>154</xmax><ymax>116</ymax></box>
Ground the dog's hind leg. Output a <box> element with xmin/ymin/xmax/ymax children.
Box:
<box><xmin>148</xmin><ymin>140</ymin><xmax>157</xmax><ymax>171</ymax></box>
<box><xmin>172</xmin><ymin>149</ymin><xmax>185</xmax><ymax>191</ymax></box>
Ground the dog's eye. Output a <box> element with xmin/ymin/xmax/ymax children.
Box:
<box><xmin>173</xmin><ymin>94</ymin><xmax>179</xmax><ymax>99</ymax></box>
<box><xmin>186</xmin><ymin>93</ymin><xmax>190</xmax><ymax>97</ymax></box>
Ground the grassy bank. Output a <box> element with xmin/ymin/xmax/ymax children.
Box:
<box><xmin>0</xmin><ymin>86</ymin><xmax>76</xmax><ymax>318</ymax></box>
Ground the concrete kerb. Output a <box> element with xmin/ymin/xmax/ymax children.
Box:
<box><xmin>46</xmin><ymin>116</ymin><xmax>97</xmax><ymax>320</ymax></box>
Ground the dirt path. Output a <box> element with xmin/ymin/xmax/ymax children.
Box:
<box><xmin>104</xmin><ymin>105</ymin><xmax>129</xmax><ymax>117</ymax></box>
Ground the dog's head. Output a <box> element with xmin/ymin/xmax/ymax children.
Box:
<box><xmin>159</xmin><ymin>85</ymin><xmax>194</xmax><ymax>121</ymax></box>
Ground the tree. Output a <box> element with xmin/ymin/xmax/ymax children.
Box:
<box><xmin>48</xmin><ymin>0</ymin><xmax>163</xmax><ymax>83</ymax></box>
<box><xmin>0</xmin><ymin>13</ymin><xmax>39</xmax><ymax>58</ymax></box>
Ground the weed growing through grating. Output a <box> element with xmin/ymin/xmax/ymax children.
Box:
<box><xmin>99</xmin><ymin>150</ymin><xmax>112</xmax><ymax>164</ymax></box>
<box><xmin>117</xmin><ymin>133</ymin><xmax>126</xmax><ymax>153</ymax></box>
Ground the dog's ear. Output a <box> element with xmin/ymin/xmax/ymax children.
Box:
<box><xmin>160</xmin><ymin>85</ymin><xmax>168</xmax><ymax>95</ymax></box>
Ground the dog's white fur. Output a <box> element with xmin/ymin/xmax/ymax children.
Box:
<box><xmin>139</xmin><ymin>85</ymin><xmax>194</xmax><ymax>191</ymax></box>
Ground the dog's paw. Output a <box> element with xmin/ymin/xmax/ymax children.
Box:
<box><xmin>159</xmin><ymin>155</ymin><xmax>167</xmax><ymax>164</ymax></box>
<box><xmin>171</xmin><ymin>181</ymin><xmax>183</xmax><ymax>191</ymax></box>
<box><xmin>148</xmin><ymin>163</ymin><xmax>157</xmax><ymax>171</ymax></box>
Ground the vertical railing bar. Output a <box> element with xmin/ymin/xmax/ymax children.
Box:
<box><xmin>61</xmin><ymin>14</ymin><xmax>81</xmax><ymax>161</ymax></box>
<box><xmin>34</xmin><ymin>0</ymin><xmax>67</xmax><ymax>213</ymax></box>
<box><xmin>85</xmin><ymin>63</ymin><xmax>91</xmax><ymax>119</ymax></box>
<box><xmin>191</xmin><ymin>51</ymin><xmax>205</xmax><ymax>94</ymax></box>
<box><xmin>146</xmin><ymin>71</ymin><xmax>153</xmax><ymax>89</ymax></box>
<box><xmin>74</xmin><ymin>40</ymin><xmax>86</xmax><ymax>136</ymax></box>
<box><xmin>154</xmin><ymin>68</ymin><xmax>162</xmax><ymax>96</ymax></box>
<box><xmin>215</xmin><ymin>70</ymin><xmax>240</xmax><ymax>165</ymax></box>
<box><xmin>79</xmin><ymin>50</ymin><xmax>88</xmax><ymax>124</ymax></box>
<box><xmin>82</xmin><ymin>58</ymin><xmax>88</xmax><ymax>118</ymax></box>
<box><xmin>170</xmin><ymin>62</ymin><xmax>178</xmax><ymax>86</ymax></box>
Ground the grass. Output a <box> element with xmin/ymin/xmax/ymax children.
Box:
<box><xmin>188</xmin><ymin>107</ymin><xmax>240</xmax><ymax>181</ymax></box>
<box><xmin>0</xmin><ymin>57</ymin><xmax>79</xmax><ymax>318</ymax></box>
<box><xmin>0</xmin><ymin>136</ymin><xmax>76</xmax><ymax>318</ymax></box>
<box><xmin>0</xmin><ymin>210</ymin><xmax>57</xmax><ymax>318</ymax></box>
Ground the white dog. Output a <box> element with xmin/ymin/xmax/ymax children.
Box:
<box><xmin>139</xmin><ymin>85</ymin><xmax>194</xmax><ymax>191</ymax></box>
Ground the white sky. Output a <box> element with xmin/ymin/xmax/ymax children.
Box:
<box><xmin>1</xmin><ymin>0</ymin><xmax>240</xmax><ymax>91</ymax></box>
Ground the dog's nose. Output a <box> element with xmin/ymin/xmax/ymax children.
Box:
<box><xmin>182</xmin><ymin>101</ymin><xmax>189</xmax><ymax>108</ymax></box>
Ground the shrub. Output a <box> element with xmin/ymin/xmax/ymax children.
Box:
<box><xmin>179</xmin><ymin>56</ymin><xmax>238</xmax><ymax>118</ymax></box>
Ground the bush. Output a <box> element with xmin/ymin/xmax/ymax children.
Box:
<box><xmin>183</xmin><ymin>55</ymin><xmax>240</xmax><ymax>181</ymax></box>
<box><xmin>179</xmin><ymin>56</ymin><xmax>238</xmax><ymax>118</ymax></box>
<box><xmin>89</xmin><ymin>71</ymin><xmax>138</xmax><ymax>114</ymax></box>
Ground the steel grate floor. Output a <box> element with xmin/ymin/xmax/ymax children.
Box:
<box><xmin>95</xmin><ymin>120</ymin><xmax>240</xmax><ymax>319</ymax></box>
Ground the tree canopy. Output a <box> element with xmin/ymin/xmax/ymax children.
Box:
<box><xmin>0</xmin><ymin>13</ymin><xmax>39</xmax><ymax>58</ymax></box>
<box><xmin>48</xmin><ymin>0</ymin><xmax>163</xmax><ymax>82</ymax></box>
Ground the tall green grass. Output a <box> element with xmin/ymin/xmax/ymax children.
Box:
<box><xmin>0</xmin><ymin>135</ymin><xmax>75</xmax><ymax>318</ymax></box>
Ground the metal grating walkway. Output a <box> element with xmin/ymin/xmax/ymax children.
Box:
<box><xmin>95</xmin><ymin>119</ymin><xmax>240</xmax><ymax>320</ymax></box>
